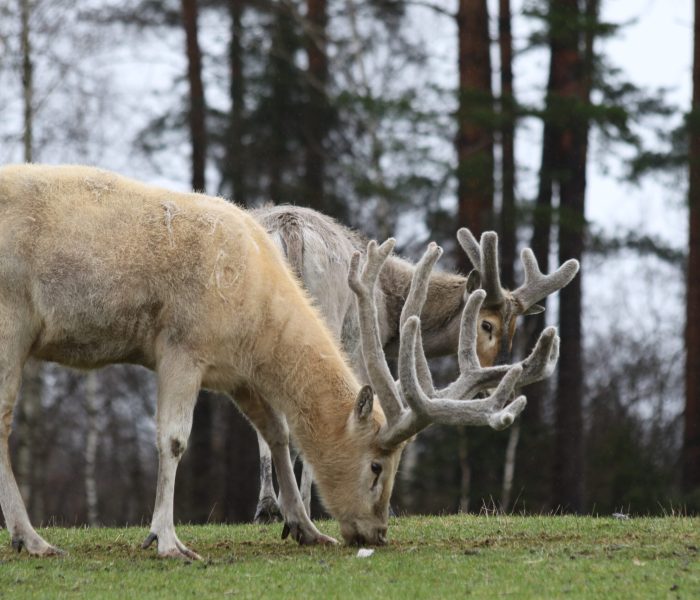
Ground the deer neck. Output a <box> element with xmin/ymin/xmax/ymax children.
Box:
<box><xmin>249</xmin><ymin>282</ymin><xmax>362</xmax><ymax>464</ymax></box>
<box><xmin>379</xmin><ymin>255</ymin><xmax>467</xmax><ymax>358</ymax></box>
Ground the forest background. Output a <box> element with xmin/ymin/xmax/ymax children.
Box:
<box><xmin>0</xmin><ymin>0</ymin><xmax>698</xmax><ymax>527</ymax></box>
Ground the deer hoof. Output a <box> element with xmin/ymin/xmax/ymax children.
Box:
<box><xmin>281</xmin><ymin>522</ymin><xmax>337</xmax><ymax>546</ymax></box>
<box><xmin>254</xmin><ymin>496</ymin><xmax>282</xmax><ymax>524</ymax></box>
<box><xmin>141</xmin><ymin>532</ymin><xmax>158</xmax><ymax>550</ymax></box>
<box><xmin>11</xmin><ymin>536</ymin><xmax>64</xmax><ymax>556</ymax></box>
<box><xmin>159</xmin><ymin>545</ymin><xmax>202</xmax><ymax>562</ymax></box>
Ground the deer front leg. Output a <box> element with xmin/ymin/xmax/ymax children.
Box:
<box><xmin>0</xmin><ymin>357</ymin><xmax>61</xmax><ymax>556</ymax></box>
<box><xmin>234</xmin><ymin>387</ymin><xmax>335</xmax><ymax>545</ymax></box>
<box><xmin>253</xmin><ymin>431</ymin><xmax>283</xmax><ymax>524</ymax></box>
<box><xmin>142</xmin><ymin>349</ymin><xmax>202</xmax><ymax>560</ymax></box>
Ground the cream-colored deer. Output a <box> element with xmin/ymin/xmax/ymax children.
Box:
<box><xmin>0</xmin><ymin>165</ymin><xmax>568</xmax><ymax>558</ymax></box>
<box><xmin>250</xmin><ymin>205</ymin><xmax>580</xmax><ymax>522</ymax></box>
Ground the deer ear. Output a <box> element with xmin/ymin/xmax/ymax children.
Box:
<box><xmin>523</xmin><ymin>303</ymin><xmax>545</xmax><ymax>315</ymax></box>
<box><xmin>466</xmin><ymin>269</ymin><xmax>481</xmax><ymax>294</ymax></box>
<box><xmin>355</xmin><ymin>385</ymin><xmax>374</xmax><ymax>421</ymax></box>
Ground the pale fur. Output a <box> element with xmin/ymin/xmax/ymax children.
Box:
<box><xmin>0</xmin><ymin>164</ymin><xmax>398</xmax><ymax>555</ymax></box>
<box><xmin>248</xmin><ymin>205</ymin><xmax>558</xmax><ymax>519</ymax></box>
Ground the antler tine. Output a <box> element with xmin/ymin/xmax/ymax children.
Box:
<box><xmin>519</xmin><ymin>326</ymin><xmax>560</xmax><ymax>386</ymax></box>
<box><xmin>479</xmin><ymin>231</ymin><xmax>505</xmax><ymax>306</ymax></box>
<box><xmin>348</xmin><ymin>239</ymin><xmax>404</xmax><ymax>425</ymax></box>
<box><xmin>398</xmin><ymin>242</ymin><xmax>443</xmax><ymax>397</ymax></box>
<box><xmin>456</xmin><ymin>228</ymin><xmax>504</xmax><ymax>306</ymax></box>
<box><xmin>457</xmin><ymin>228</ymin><xmax>482</xmax><ymax>271</ymax></box>
<box><xmin>377</xmin><ymin>316</ymin><xmax>526</xmax><ymax>447</ymax></box>
<box><xmin>512</xmin><ymin>248</ymin><xmax>580</xmax><ymax>313</ymax></box>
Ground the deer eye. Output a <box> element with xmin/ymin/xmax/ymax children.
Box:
<box><xmin>481</xmin><ymin>321</ymin><xmax>493</xmax><ymax>334</ymax></box>
<box><xmin>371</xmin><ymin>462</ymin><xmax>382</xmax><ymax>476</ymax></box>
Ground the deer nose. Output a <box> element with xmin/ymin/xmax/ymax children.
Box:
<box><xmin>376</xmin><ymin>528</ymin><xmax>388</xmax><ymax>545</ymax></box>
<box><xmin>495</xmin><ymin>348</ymin><xmax>512</xmax><ymax>366</ymax></box>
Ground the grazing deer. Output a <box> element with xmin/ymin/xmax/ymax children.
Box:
<box><xmin>249</xmin><ymin>205</ymin><xmax>580</xmax><ymax>522</ymax></box>
<box><xmin>0</xmin><ymin>165</ymin><xmax>563</xmax><ymax>558</ymax></box>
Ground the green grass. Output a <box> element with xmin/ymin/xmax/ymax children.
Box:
<box><xmin>0</xmin><ymin>516</ymin><xmax>698</xmax><ymax>599</ymax></box>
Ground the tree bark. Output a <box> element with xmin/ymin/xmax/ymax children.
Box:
<box><xmin>181</xmin><ymin>0</ymin><xmax>207</xmax><ymax>191</ymax></box>
<box><xmin>500</xmin><ymin>420</ymin><xmax>520</xmax><ymax>511</ymax></box>
<box><xmin>456</xmin><ymin>0</ymin><xmax>494</xmax><ymax>273</ymax></box>
<box><xmin>457</xmin><ymin>427</ymin><xmax>470</xmax><ymax>512</ymax></box>
<box><xmin>226</xmin><ymin>0</ymin><xmax>247</xmax><ymax>206</ymax></box>
<box><xmin>551</xmin><ymin>0</ymin><xmax>596</xmax><ymax>514</ymax></box>
<box><xmin>454</xmin><ymin>0</ymin><xmax>495</xmax><ymax>510</ymax></box>
<box><xmin>498</xmin><ymin>0</ymin><xmax>516</xmax><ymax>289</ymax></box>
<box><xmin>304</xmin><ymin>0</ymin><xmax>328</xmax><ymax>212</ymax></box>
<box><xmin>181</xmin><ymin>0</ymin><xmax>211</xmax><ymax>522</ymax></box>
<box><xmin>497</xmin><ymin>0</ymin><xmax>522</xmax><ymax>513</ymax></box>
<box><xmin>684</xmin><ymin>0</ymin><xmax>700</xmax><ymax>493</ymax></box>
<box><xmin>84</xmin><ymin>371</ymin><xmax>101</xmax><ymax>526</ymax></box>
<box><xmin>21</xmin><ymin>0</ymin><xmax>33</xmax><ymax>163</ymax></box>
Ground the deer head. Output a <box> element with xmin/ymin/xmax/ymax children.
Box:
<box><xmin>457</xmin><ymin>228</ymin><xmax>579</xmax><ymax>366</ymax></box>
<box><xmin>327</xmin><ymin>238</ymin><xmax>563</xmax><ymax>546</ymax></box>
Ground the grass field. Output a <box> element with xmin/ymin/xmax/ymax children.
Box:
<box><xmin>0</xmin><ymin>515</ymin><xmax>698</xmax><ymax>599</ymax></box>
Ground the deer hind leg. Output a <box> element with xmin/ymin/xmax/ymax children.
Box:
<box><xmin>234</xmin><ymin>387</ymin><xmax>335</xmax><ymax>545</ymax></box>
<box><xmin>253</xmin><ymin>431</ymin><xmax>282</xmax><ymax>524</ymax></box>
<box><xmin>299</xmin><ymin>460</ymin><xmax>314</xmax><ymax>518</ymax></box>
<box><xmin>0</xmin><ymin>325</ymin><xmax>60</xmax><ymax>555</ymax></box>
<box><xmin>142</xmin><ymin>348</ymin><xmax>202</xmax><ymax>560</ymax></box>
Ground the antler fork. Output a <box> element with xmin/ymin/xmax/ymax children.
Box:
<box><xmin>457</xmin><ymin>228</ymin><xmax>580</xmax><ymax>314</ymax></box>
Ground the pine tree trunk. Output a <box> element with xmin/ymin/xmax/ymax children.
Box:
<box><xmin>84</xmin><ymin>371</ymin><xmax>100</xmax><ymax>527</ymax></box>
<box><xmin>181</xmin><ymin>0</ymin><xmax>207</xmax><ymax>191</ymax></box>
<box><xmin>21</xmin><ymin>0</ymin><xmax>33</xmax><ymax>163</ymax></box>
<box><xmin>305</xmin><ymin>0</ymin><xmax>328</xmax><ymax>212</ymax></box>
<box><xmin>551</xmin><ymin>0</ymin><xmax>595</xmax><ymax>514</ymax></box>
<box><xmin>457</xmin><ymin>427</ymin><xmax>470</xmax><ymax>513</ymax></box>
<box><xmin>456</xmin><ymin>0</ymin><xmax>494</xmax><ymax>273</ymax></box>
<box><xmin>497</xmin><ymin>0</ymin><xmax>521</xmax><ymax>512</ymax></box>
<box><xmin>181</xmin><ymin>0</ymin><xmax>211</xmax><ymax>522</ymax></box>
<box><xmin>684</xmin><ymin>0</ymin><xmax>700</xmax><ymax>494</ymax></box>
<box><xmin>498</xmin><ymin>0</ymin><xmax>516</xmax><ymax>289</ymax></box>
<box><xmin>226</xmin><ymin>0</ymin><xmax>247</xmax><ymax>206</ymax></box>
